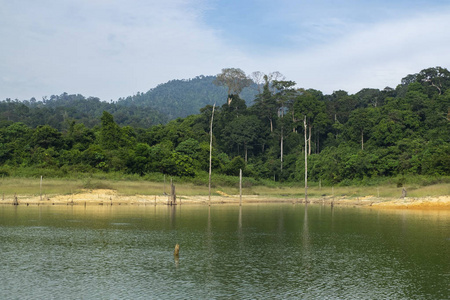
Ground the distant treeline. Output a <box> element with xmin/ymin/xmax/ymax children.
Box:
<box><xmin>0</xmin><ymin>94</ymin><xmax>168</xmax><ymax>130</ymax></box>
<box><xmin>0</xmin><ymin>75</ymin><xmax>258</xmax><ymax>129</ymax></box>
<box><xmin>0</xmin><ymin>67</ymin><xmax>448</xmax><ymax>185</ymax></box>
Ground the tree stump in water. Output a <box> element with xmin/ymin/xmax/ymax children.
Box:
<box><xmin>171</xmin><ymin>184</ymin><xmax>176</xmax><ymax>204</ymax></box>
<box><xmin>13</xmin><ymin>193</ymin><xmax>18</xmax><ymax>206</ymax></box>
<box><xmin>401</xmin><ymin>188</ymin><xmax>407</xmax><ymax>198</ymax></box>
<box><xmin>174</xmin><ymin>244</ymin><xmax>180</xmax><ymax>257</ymax></box>
<box><xmin>168</xmin><ymin>182</ymin><xmax>176</xmax><ymax>205</ymax></box>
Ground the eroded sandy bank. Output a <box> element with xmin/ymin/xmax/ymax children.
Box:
<box><xmin>2</xmin><ymin>189</ymin><xmax>449</xmax><ymax>210</ymax></box>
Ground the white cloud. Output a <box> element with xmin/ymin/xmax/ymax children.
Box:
<box><xmin>268</xmin><ymin>9</ymin><xmax>450</xmax><ymax>93</ymax></box>
<box><xmin>1</xmin><ymin>0</ymin><xmax>450</xmax><ymax>101</ymax></box>
<box><xmin>0</xmin><ymin>0</ymin><xmax>245</xmax><ymax>100</ymax></box>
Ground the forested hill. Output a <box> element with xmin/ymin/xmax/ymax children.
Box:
<box><xmin>0</xmin><ymin>75</ymin><xmax>258</xmax><ymax>129</ymax></box>
<box><xmin>116</xmin><ymin>75</ymin><xmax>258</xmax><ymax>119</ymax></box>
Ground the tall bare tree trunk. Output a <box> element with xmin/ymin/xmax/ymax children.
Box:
<box><xmin>308</xmin><ymin>125</ymin><xmax>312</xmax><ymax>155</ymax></box>
<box><xmin>304</xmin><ymin>116</ymin><xmax>308</xmax><ymax>204</ymax></box>
<box><xmin>280</xmin><ymin>127</ymin><xmax>283</xmax><ymax>172</ymax></box>
<box><xmin>244</xmin><ymin>143</ymin><xmax>248</xmax><ymax>162</ymax></box>
<box><xmin>361</xmin><ymin>129</ymin><xmax>364</xmax><ymax>150</ymax></box>
<box><xmin>239</xmin><ymin>169</ymin><xmax>242</xmax><ymax>206</ymax></box>
<box><xmin>292</xmin><ymin>111</ymin><xmax>296</xmax><ymax>132</ymax></box>
<box><xmin>209</xmin><ymin>104</ymin><xmax>215</xmax><ymax>206</ymax></box>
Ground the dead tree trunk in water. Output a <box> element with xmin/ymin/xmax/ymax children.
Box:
<box><xmin>304</xmin><ymin>116</ymin><xmax>308</xmax><ymax>204</ymax></box>
<box><xmin>167</xmin><ymin>179</ymin><xmax>176</xmax><ymax>205</ymax></box>
<box><xmin>239</xmin><ymin>169</ymin><xmax>242</xmax><ymax>206</ymax></box>
<box><xmin>40</xmin><ymin>176</ymin><xmax>43</xmax><ymax>202</ymax></box>
<box><xmin>171</xmin><ymin>183</ymin><xmax>176</xmax><ymax>204</ymax></box>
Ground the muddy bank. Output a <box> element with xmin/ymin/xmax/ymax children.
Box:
<box><xmin>1</xmin><ymin>189</ymin><xmax>449</xmax><ymax>210</ymax></box>
<box><xmin>369</xmin><ymin>195</ymin><xmax>450</xmax><ymax>210</ymax></box>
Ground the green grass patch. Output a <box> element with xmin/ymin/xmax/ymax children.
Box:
<box><xmin>0</xmin><ymin>171</ymin><xmax>447</xmax><ymax>199</ymax></box>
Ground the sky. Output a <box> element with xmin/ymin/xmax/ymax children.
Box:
<box><xmin>1</xmin><ymin>0</ymin><xmax>450</xmax><ymax>101</ymax></box>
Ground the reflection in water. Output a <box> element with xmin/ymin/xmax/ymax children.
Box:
<box><xmin>169</xmin><ymin>205</ymin><xmax>176</xmax><ymax>229</ymax></box>
<box><xmin>170</xmin><ymin>206</ymin><xmax>179</xmax><ymax>267</ymax></box>
<box><xmin>0</xmin><ymin>205</ymin><xmax>448</xmax><ymax>299</ymax></box>
<box><xmin>237</xmin><ymin>206</ymin><xmax>245</xmax><ymax>258</ymax></box>
<box><xmin>207</xmin><ymin>206</ymin><xmax>211</xmax><ymax>234</ymax></box>
<box><xmin>238</xmin><ymin>206</ymin><xmax>242</xmax><ymax>231</ymax></box>
<box><xmin>174</xmin><ymin>243</ymin><xmax>180</xmax><ymax>268</ymax></box>
<box><xmin>302</xmin><ymin>205</ymin><xmax>309</xmax><ymax>251</ymax></box>
<box><xmin>301</xmin><ymin>205</ymin><xmax>311</xmax><ymax>277</ymax></box>
<box><xmin>277</xmin><ymin>209</ymin><xmax>284</xmax><ymax>234</ymax></box>
<box><xmin>203</xmin><ymin>206</ymin><xmax>214</xmax><ymax>289</ymax></box>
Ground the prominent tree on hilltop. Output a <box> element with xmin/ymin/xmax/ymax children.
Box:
<box><xmin>249</xmin><ymin>71</ymin><xmax>286</xmax><ymax>93</ymax></box>
<box><xmin>417</xmin><ymin>66</ymin><xmax>450</xmax><ymax>96</ymax></box>
<box><xmin>400</xmin><ymin>66</ymin><xmax>450</xmax><ymax>97</ymax></box>
<box><xmin>214</xmin><ymin>68</ymin><xmax>252</xmax><ymax>105</ymax></box>
<box><xmin>249</xmin><ymin>71</ymin><xmax>265</xmax><ymax>94</ymax></box>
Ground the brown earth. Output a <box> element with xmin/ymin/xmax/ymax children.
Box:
<box><xmin>3</xmin><ymin>189</ymin><xmax>449</xmax><ymax>210</ymax></box>
<box><xmin>369</xmin><ymin>195</ymin><xmax>450</xmax><ymax>210</ymax></box>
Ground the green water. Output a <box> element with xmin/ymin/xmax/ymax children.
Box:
<box><xmin>0</xmin><ymin>204</ymin><xmax>449</xmax><ymax>299</ymax></box>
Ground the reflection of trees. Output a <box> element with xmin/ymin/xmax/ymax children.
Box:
<box><xmin>169</xmin><ymin>205</ymin><xmax>179</xmax><ymax>266</ymax></box>
<box><xmin>169</xmin><ymin>205</ymin><xmax>176</xmax><ymax>229</ymax></box>
<box><xmin>277</xmin><ymin>209</ymin><xmax>284</xmax><ymax>234</ymax></box>
<box><xmin>302</xmin><ymin>206</ymin><xmax>310</xmax><ymax>251</ymax></box>
<box><xmin>302</xmin><ymin>206</ymin><xmax>311</xmax><ymax>274</ymax></box>
<box><xmin>203</xmin><ymin>206</ymin><xmax>215</xmax><ymax>288</ymax></box>
<box><xmin>238</xmin><ymin>206</ymin><xmax>242</xmax><ymax>232</ymax></box>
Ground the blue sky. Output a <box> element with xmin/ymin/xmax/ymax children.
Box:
<box><xmin>1</xmin><ymin>0</ymin><xmax>450</xmax><ymax>101</ymax></box>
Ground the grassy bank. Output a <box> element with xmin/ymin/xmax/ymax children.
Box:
<box><xmin>0</xmin><ymin>175</ymin><xmax>448</xmax><ymax>200</ymax></box>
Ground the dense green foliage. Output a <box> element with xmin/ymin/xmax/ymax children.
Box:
<box><xmin>0</xmin><ymin>93</ymin><xmax>168</xmax><ymax>130</ymax></box>
<box><xmin>0</xmin><ymin>67</ymin><xmax>448</xmax><ymax>185</ymax></box>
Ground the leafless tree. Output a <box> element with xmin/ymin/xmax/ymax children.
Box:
<box><xmin>214</xmin><ymin>68</ymin><xmax>252</xmax><ymax>105</ymax></box>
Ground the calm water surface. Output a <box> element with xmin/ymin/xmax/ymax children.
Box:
<box><xmin>0</xmin><ymin>204</ymin><xmax>449</xmax><ymax>299</ymax></box>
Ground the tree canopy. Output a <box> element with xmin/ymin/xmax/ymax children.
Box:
<box><xmin>0</xmin><ymin>66</ymin><xmax>448</xmax><ymax>184</ymax></box>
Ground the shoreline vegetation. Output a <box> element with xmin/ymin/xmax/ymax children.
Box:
<box><xmin>1</xmin><ymin>178</ymin><xmax>448</xmax><ymax>210</ymax></box>
<box><xmin>1</xmin><ymin>67</ymin><xmax>449</xmax><ymax>207</ymax></box>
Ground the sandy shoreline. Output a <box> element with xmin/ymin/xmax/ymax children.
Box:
<box><xmin>1</xmin><ymin>189</ymin><xmax>449</xmax><ymax>210</ymax></box>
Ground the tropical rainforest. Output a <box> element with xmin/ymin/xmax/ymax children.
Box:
<box><xmin>0</xmin><ymin>67</ymin><xmax>448</xmax><ymax>186</ymax></box>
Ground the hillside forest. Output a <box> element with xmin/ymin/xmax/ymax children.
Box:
<box><xmin>0</xmin><ymin>67</ymin><xmax>449</xmax><ymax>186</ymax></box>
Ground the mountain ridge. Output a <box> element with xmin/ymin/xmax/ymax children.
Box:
<box><xmin>116</xmin><ymin>75</ymin><xmax>258</xmax><ymax>119</ymax></box>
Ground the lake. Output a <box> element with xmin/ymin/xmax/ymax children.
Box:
<box><xmin>0</xmin><ymin>204</ymin><xmax>449</xmax><ymax>299</ymax></box>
